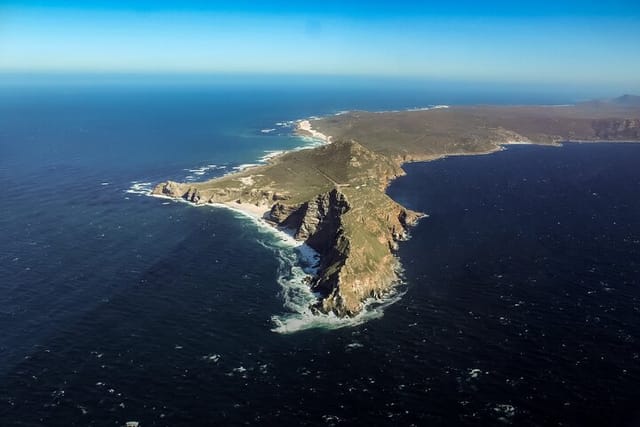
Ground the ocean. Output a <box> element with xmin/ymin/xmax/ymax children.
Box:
<box><xmin>0</xmin><ymin>79</ymin><xmax>639</xmax><ymax>426</ymax></box>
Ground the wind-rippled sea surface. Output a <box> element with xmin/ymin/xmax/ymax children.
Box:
<box><xmin>1</xmin><ymin>81</ymin><xmax>639</xmax><ymax>426</ymax></box>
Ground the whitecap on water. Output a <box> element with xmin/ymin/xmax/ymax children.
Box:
<box><xmin>259</xmin><ymin>150</ymin><xmax>285</xmax><ymax>163</ymax></box>
<box><xmin>202</xmin><ymin>354</ymin><xmax>220</xmax><ymax>363</ymax></box>
<box><xmin>182</xmin><ymin>164</ymin><xmax>228</xmax><ymax>181</ymax></box>
<box><xmin>232</xmin><ymin>163</ymin><xmax>260</xmax><ymax>172</ymax></box>
<box><xmin>468</xmin><ymin>368</ymin><xmax>482</xmax><ymax>379</ymax></box>
<box><xmin>493</xmin><ymin>403</ymin><xmax>516</xmax><ymax>420</ymax></box>
<box><xmin>125</xmin><ymin>181</ymin><xmax>154</xmax><ymax>195</ymax></box>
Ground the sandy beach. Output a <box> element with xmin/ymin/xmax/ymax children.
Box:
<box><xmin>296</xmin><ymin>119</ymin><xmax>332</xmax><ymax>143</ymax></box>
<box><xmin>220</xmin><ymin>201</ymin><xmax>271</xmax><ymax>220</ymax></box>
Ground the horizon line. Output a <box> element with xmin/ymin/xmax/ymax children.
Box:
<box><xmin>1</xmin><ymin>70</ymin><xmax>638</xmax><ymax>88</ymax></box>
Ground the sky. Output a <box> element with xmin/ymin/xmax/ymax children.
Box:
<box><xmin>1</xmin><ymin>0</ymin><xmax>639</xmax><ymax>88</ymax></box>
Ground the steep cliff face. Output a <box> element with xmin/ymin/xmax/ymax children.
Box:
<box><xmin>269</xmin><ymin>189</ymin><xmax>354</xmax><ymax>314</ymax></box>
<box><xmin>155</xmin><ymin>180</ymin><xmax>190</xmax><ymax>199</ymax></box>
<box><xmin>269</xmin><ymin>187</ymin><xmax>420</xmax><ymax>316</ymax></box>
<box><xmin>322</xmin><ymin>188</ymin><xmax>421</xmax><ymax>315</ymax></box>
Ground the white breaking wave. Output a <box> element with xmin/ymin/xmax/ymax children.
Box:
<box><xmin>183</xmin><ymin>164</ymin><xmax>227</xmax><ymax>181</ymax></box>
<box><xmin>232</xmin><ymin>163</ymin><xmax>261</xmax><ymax>172</ymax></box>
<box><xmin>259</xmin><ymin>150</ymin><xmax>285</xmax><ymax>163</ymax></box>
<box><xmin>270</xmin><ymin>258</ymin><xmax>405</xmax><ymax>334</ymax></box>
<box><xmin>126</xmin><ymin>181</ymin><xmax>154</xmax><ymax>195</ymax></box>
<box><xmin>373</xmin><ymin>104</ymin><xmax>450</xmax><ymax>113</ymax></box>
<box><xmin>268</xmin><ymin>234</ymin><xmax>405</xmax><ymax>334</ymax></box>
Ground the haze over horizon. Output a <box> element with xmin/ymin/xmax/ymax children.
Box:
<box><xmin>1</xmin><ymin>0</ymin><xmax>640</xmax><ymax>91</ymax></box>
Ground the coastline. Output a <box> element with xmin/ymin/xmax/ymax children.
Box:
<box><xmin>190</xmin><ymin>132</ymin><xmax>625</xmax><ymax>225</ymax></box>
<box><xmin>147</xmin><ymin>114</ymin><xmax>419</xmax><ymax>322</ymax></box>
<box><xmin>296</xmin><ymin>119</ymin><xmax>332</xmax><ymax>143</ymax></box>
<box><xmin>148</xmin><ymin>113</ymin><xmax>545</xmax><ymax>315</ymax></box>
<box><xmin>147</xmin><ymin>99</ymin><xmax>640</xmax><ymax>323</ymax></box>
<box><xmin>215</xmin><ymin>119</ymin><xmax>334</xmax><ymax>219</ymax></box>
<box><xmin>148</xmin><ymin>114</ymin><xmax>340</xmax><ymax>219</ymax></box>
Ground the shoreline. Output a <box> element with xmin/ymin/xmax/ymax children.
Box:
<box><xmin>221</xmin><ymin>119</ymin><xmax>332</xmax><ymax>219</ymax></box>
<box><xmin>148</xmin><ymin>113</ymin><xmax>550</xmax><ymax>274</ymax></box>
<box><xmin>146</xmin><ymin>99</ymin><xmax>640</xmax><ymax>322</ymax></box>
<box><xmin>147</xmin><ymin>113</ymin><xmax>418</xmax><ymax>321</ymax></box>
<box><xmin>392</xmin><ymin>139</ymin><xmax>639</xmax><ymax>170</ymax></box>
<box><xmin>295</xmin><ymin>119</ymin><xmax>332</xmax><ymax>143</ymax></box>
<box><xmin>149</xmin><ymin>193</ymin><xmax>321</xmax><ymax>266</ymax></box>
<box><xmin>147</xmin><ymin>116</ymin><xmax>337</xmax><ymax>237</ymax></box>
<box><xmin>232</xmin><ymin>118</ymin><xmax>334</xmax><ymax>173</ymax></box>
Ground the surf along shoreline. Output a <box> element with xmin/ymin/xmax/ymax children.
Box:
<box><xmin>145</xmin><ymin>106</ymin><xmax>519</xmax><ymax>332</ymax></box>
<box><xmin>147</xmin><ymin>114</ymin><xmax>405</xmax><ymax>333</ymax></box>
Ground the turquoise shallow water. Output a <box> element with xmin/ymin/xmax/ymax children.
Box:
<box><xmin>1</xmin><ymin>81</ymin><xmax>639</xmax><ymax>426</ymax></box>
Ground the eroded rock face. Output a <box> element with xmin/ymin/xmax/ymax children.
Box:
<box><xmin>267</xmin><ymin>187</ymin><xmax>420</xmax><ymax>317</ymax></box>
<box><xmin>320</xmin><ymin>196</ymin><xmax>421</xmax><ymax>316</ymax></box>
<box><xmin>154</xmin><ymin>180</ymin><xmax>189</xmax><ymax>198</ymax></box>
<box><xmin>278</xmin><ymin>190</ymin><xmax>354</xmax><ymax>314</ymax></box>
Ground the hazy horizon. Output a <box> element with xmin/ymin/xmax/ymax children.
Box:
<box><xmin>1</xmin><ymin>0</ymin><xmax>639</xmax><ymax>90</ymax></box>
<box><xmin>0</xmin><ymin>72</ymin><xmax>637</xmax><ymax>103</ymax></box>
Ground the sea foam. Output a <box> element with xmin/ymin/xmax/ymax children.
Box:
<box><xmin>268</xmin><ymin>232</ymin><xmax>405</xmax><ymax>334</ymax></box>
<box><xmin>125</xmin><ymin>181</ymin><xmax>154</xmax><ymax>195</ymax></box>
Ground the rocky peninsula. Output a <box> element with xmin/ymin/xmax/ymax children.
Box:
<box><xmin>152</xmin><ymin>95</ymin><xmax>640</xmax><ymax>317</ymax></box>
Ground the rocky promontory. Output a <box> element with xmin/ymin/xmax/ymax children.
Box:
<box><xmin>153</xmin><ymin>140</ymin><xmax>421</xmax><ymax>316</ymax></box>
<box><xmin>153</xmin><ymin>97</ymin><xmax>640</xmax><ymax>317</ymax></box>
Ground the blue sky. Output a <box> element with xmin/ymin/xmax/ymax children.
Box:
<box><xmin>1</xmin><ymin>1</ymin><xmax>639</xmax><ymax>87</ymax></box>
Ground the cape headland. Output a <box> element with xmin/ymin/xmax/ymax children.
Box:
<box><xmin>152</xmin><ymin>95</ymin><xmax>640</xmax><ymax>317</ymax></box>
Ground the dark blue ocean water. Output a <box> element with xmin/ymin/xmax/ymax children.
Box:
<box><xmin>1</xmin><ymin>81</ymin><xmax>639</xmax><ymax>426</ymax></box>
